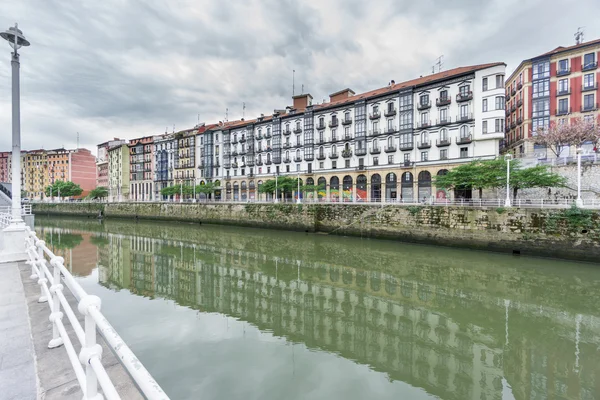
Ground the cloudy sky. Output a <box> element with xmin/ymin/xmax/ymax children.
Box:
<box><xmin>1</xmin><ymin>0</ymin><xmax>599</xmax><ymax>155</ymax></box>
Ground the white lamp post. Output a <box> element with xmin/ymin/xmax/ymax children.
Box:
<box><xmin>1</xmin><ymin>24</ymin><xmax>30</xmax><ymax>227</ymax></box>
<box><xmin>274</xmin><ymin>173</ymin><xmax>279</xmax><ymax>203</ymax></box>
<box><xmin>504</xmin><ymin>153</ymin><xmax>512</xmax><ymax>207</ymax></box>
<box><xmin>179</xmin><ymin>179</ymin><xmax>183</xmax><ymax>203</ymax></box>
<box><xmin>576</xmin><ymin>147</ymin><xmax>583</xmax><ymax>207</ymax></box>
<box><xmin>296</xmin><ymin>172</ymin><xmax>301</xmax><ymax>204</ymax></box>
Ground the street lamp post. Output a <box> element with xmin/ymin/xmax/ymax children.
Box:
<box><xmin>274</xmin><ymin>173</ymin><xmax>279</xmax><ymax>203</ymax></box>
<box><xmin>296</xmin><ymin>172</ymin><xmax>301</xmax><ymax>204</ymax></box>
<box><xmin>576</xmin><ymin>147</ymin><xmax>583</xmax><ymax>207</ymax></box>
<box><xmin>1</xmin><ymin>24</ymin><xmax>30</xmax><ymax>226</ymax></box>
<box><xmin>179</xmin><ymin>179</ymin><xmax>183</xmax><ymax>203</ymax></box>
<box><xmin>504</xmin><ymin>154</ymin><xmax>512</xmax><ymax>207</ymax></box>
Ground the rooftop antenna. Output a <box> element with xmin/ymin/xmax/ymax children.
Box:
<box><xmin>172</xmin><ymin>124</ymin><xmax>175</xmax><ymax>133</ymax></box>
<box><xmin>242</xmin><ymin>102</ymin><xmax>246</xmax><ymax>119</ymax></box>
<box><xmin>76</xmin><ymin>132</ymin><xmax>79</xmax><ymax>149</ymax></box>
<box><xmin>225</xmin><ymin>108</ymin><xmax>229</xmax><ymax>123</ymax></box>
<box><xmin>292</xmin><ymin>69</ymin><xmax>295</xmax><ymax>96</ymax></box>
<box><xmin>301</xmin><ymin>84</ymin><xmax>304</xmax><ymax>94</ymax></box>
<box><xmin>575</xmin><ymin>27</ymin><xmax>584</xmax><ymax>44</ymax></box>
<box><xmin>197</xmin><ymin>113</ymin><xmax>200</xmax><ymax>125</ymax></box>
<box><xmin>432</xmin><ymin>55</ymin><xmax>444</xmax><ymax>73</ymax></box>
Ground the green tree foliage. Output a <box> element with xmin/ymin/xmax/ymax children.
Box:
<box><xmin>45</xmin><ymin>232</ymin><xmax>84</xmax><ymax>250</ymax></box>
<box><xmin>258</xmin><ymin>177</ymin><xmax>299</xmax><ymax>195</ymax></box>
<box><xmin>45</xmin><ymin>181</ymin><xmax>83</xmax><ymax>198</ymax></box>
<box><xmin>434</xmin><ymin>159</ymin><xmax>566</xmax><ymax>199</ymax></box>
<box><xmin>88</xmin><ymin>186</ymin><xmax>108</xmax><ymax>199</ymax></box>
<box><xmin>195</xmin><ymin>182</ymin><xmax>217</xmax><ymax>195</ymax></box>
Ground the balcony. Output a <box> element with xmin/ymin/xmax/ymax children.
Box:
<box><xmin>329</xmin><ymin>153</ymin><xmax>339</xmax><ymax>159</ymax></box>
<box><xmin>355</xmin><ymin>148</ymin><xmax>367</xmax><ymax>156</ymax></box>
<box><xmin>283</xmin><ymin>143</ymin><xmax>292</xmax><ymax>149</ymax></box>
<box><xmin>370</xmin><ymin>147</ymin><xmax>381</xmax><ymax>154</ymax></box>
<box><xmin>582</xmin><ymin>61</ymin><xmax>598</xmax><ymax>72</ymax></box>
<box><xmin>517</xmin><ymin>99</ymin><xmax>523</xmax><ymax>107</ymax></box>
<box><xmin>256</xmin><ymin>160</ymin><xmax>263</xmax><ymax>166</ymax></box>
<box><xmin>417</xmin><ymin>101</ymin><xmax>431</xmax><ymax>111</ymax></box>
<box><xmin>248</xmin><ymin>172</ymin><xmax>254</xmax><ymax>178</ymax></box>
<box><xmin>239</xmin><ymin>137</ymin><xmax>246</xmax><ymax>143</ymax></box>
<box><xmin>385</xmin><ymin>125</ymin><xmax>398</xmax><ymax>134</ymax></box>
<box><xmin>555</xmin><ymin>107</ymin><xmax>571</xmax><ymax>116</ymax></box>
<box><xmin>436</xmin><ymin>97</ymin><xmax>451</xmax><ymax>107</ymax></box>
<box><xmin>305</xmin><ymin>155</ymin><xmax>314</xmax><ymax>161</ymax></box>
<box><xmin>384</xmin><ymin>145</ymin><xmax>396</xmax><ymax>153</ymax></box>
<box><xmin>295</xmin><ymin>143</ymin><xmax>303</xmax><ymax>148</ymax></box>
<box><xmin>436</xmin><ymin>117</ymin><xmax>451</xmax><ymax>126</ymax></box>
<box><xmin>344</xmin><ymin>133</ymin><xmax>352</xmax><ymax>141</ymax></box>
<box><xmin>231</xmin><ymin>162</ymin><xmax>239</xmax><ymax>168</ymax></box>
<box><xmin>316</xmin><ymin>153</ymin><xmax>326</xmax><ymax>160</ymax></box>
<box><xmin>265</xmin><ymin>160</ymin><xmax>272</xmax><ymax>165</ymax></box>
<box><xmin>294</xmin><ymin>156</ymin><xmax>302</xmax><ymax>162</ymax></box>
<box><xmin>510</xmin><ymin>121</ymin><xmax>517</xmax><ymax>129</ymax></box>
<box><xmin>402</xmin><ymin>161</ymin><xmax>413</xmax><ymax>167</ymax></box>
<box><xmin>457</xmin><ymin>135</ymin><xmax>472</xmax><ymax>145</ymax></box>
<box><xmin>517</xmin><ymin>82</ymin><xmax>523</xmax><ymax>90</ymax></box>
<box><xmin>294</xmin><ymin>127</ymin><xmax>302</xmax><ymax>134</ymax></box>
<box><xmin>417</xmin><ymin>141</ymin><xmax>431</xmax><ymax>149</ymax></box>
<box><xmin>506</xmin><ymin>91</ymin><xmax>511</xmax><ymax>100</ymax></box>
<box><xmin>341</xmin><ymin>117</ymin><xmax>352</xmax><ymax>125</ymax></box>
<box><xmin>264</xmin><ymin>132</ymin><xmax>272</xmax><ymax>138</ymax></box>
<box><xmin>231</xmin><ymin>138</ymin><xmax>238</xmax><ymax>144</ymax></box>
<box><xmin>355</xmin><ymin>165</ymin><xmax>366</xmax><ymax>171</ymax></box>
<box><xmin>225</xmin><ymin>176</ymin><xmax>231</xmax><ymax>180</ymax></box>
<box><xmin>511</xmin><ymin>104</ymin><xmax>516</xmax><ymax>112</ymax></box>
<box><xmin>436</xmin><ymin>138</ymin><xmax>451</xmax><ymax>147</ymax></box>
<box><xmin>369</xmin><ymin>111</ymin><xmax>381</xmax><ymax>120</ymax></box>
<box><xmin>511</xmin><ymin>88</ymin><xmax>516</xmax><ymax>96</ymax></box>
<box><xmin>581</xmin><ymin>103</ymin><xmax>599</xmax><ymax>112</ymax></box>
<box><xmin>517</xmin><ymin>117</ymin><xmax>523</xmax><ymax>124</ymax></box>
<box><xmin>369</xmin><ymin>128</ymin><xmax>381</xmax><ymax>136</ymax></box>
<box><xmin>582</xmin><ymin>83</ymin><xmax>598</xmax><ymax>92</ymax></box>
<box><xmin>456</xmin><ymin>91</ymin><xmax>473</xmax><ymax>102</ymax></box>
<box><xmin>384</xmin><ymin>107</ymin><xmax>397</xmax><ymax>117</ymax></box>
<box><xmin>416</xmin><ymin>120</ymin><xmax>431</xmax><ymax>129</ymax></box>
<box><xmin>316</xmin><ymin>137</ymin><xmax>325</xmax><ymax>144</ymax></box>
<box><xmin>556</xmin><ymin>68</ymin><xmax>571</xmax><ymax>77</ymax></box>
<box><xmin>283</xmin><ymin>129</ymin><xmax>292</xmax><ymax>136</ymax></box>
<box><xmin>316</xmin><ymin>123</ymin><xmax>326</xmax><ymax>130</ymax></box>
<box><xmin>256</xmin><ymin>134</ymin><xmax>263</xmax><ymax>140</ymax></box>
<box><xmin>266</xmin><ymin>146</ymin><xmax>272</xmax><ymax>152</ymax></box>
<box><xmin>329</xmin><ymin>120</ymin><xmax>339</xmax><ymax>128</ymax></box>
<box><xmin>456</xmin><ymin>113</ymin><xmax>474</xmax><ymax>122</ymax></box>
<box><xmin>342</xmin><ymin>149</ymin><xmax>352</xmax><ymax>158</ymax></box>
<box><xmin>399</xmin><ymin>142</ymin><xmax>413</xmax><ymax>151</ymax></box>
<box><xmin>231</xmin><ymin>150</ymin><xmax>238</xmax><ymax>156</ymax></box>
<box><xmin>556</xmin><ymin>88</ymin><xmax>571</xmax><ymax>96</ymax></box>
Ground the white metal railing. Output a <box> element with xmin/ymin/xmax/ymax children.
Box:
<box><xmin>24</xmin><ymin>227</ymin><xmax>169</xmax><ymax>400</ymax></box>
<box><xmin>0</xmin><ymin>204</ymin><xmax>32</xmax><ymax>228</ymax></box>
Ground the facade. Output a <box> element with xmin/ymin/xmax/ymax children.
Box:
<box><xmin>97</xmin><ymin>138</ymin><xmax>126</xmax><ymax>188</ymax></box>
<box><xmin>68</xmin><ymin>148</ymin><xmax>97</xmax><ymax>197</ymax></box>
<box><xmin>0</xmin><ymin>152</ymin><xmax>10</xmax><ymax>183</ymax></box>
<box><xmin>46</xmin><ymin>148</ymin><xmax>72</xmax><ymax>186</ymax></box>
<box><xmin>505</xmin><ymin>38</ymin><xmax>600</xmax><ymax>156</ymax></box>
<box><xmin>174</xmin><ymin>128</ymin><xmax>197</xmax><ymax>188</ymax></box>
<box><xmin>199</xmin><ymin>63</ymin><xmax>505</xmax><ymax>202</ymax></box>
<box><xmin>129</xmin><ymin>136</ymin><xmax>154</xmax><ymax>201</ymax></box>
<box><xmin>108</xmin><ymin>144</ymin><xmax>130</xmax><ymax>201</ymax></box>
<box><xmin>24</xmin><ymin>150</ymin><xmax>48</xmax><ymax>199</ymax></box>
<box><xmin>153</xmin><ymin>134</ymin><xmax>176</xmax><ymax>200</ymax></box>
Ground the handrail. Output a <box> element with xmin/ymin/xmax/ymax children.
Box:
<box><xmin>24</xmin><ymin>227</ymin><xmax>170</xmax><ymax>400</ymax></box>
<box><xmin>0</xmin><ymin>182</ymin><xmax>12</xmax><ymax>199</ymax></box>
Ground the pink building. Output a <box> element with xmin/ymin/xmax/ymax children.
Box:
<box><xmin>69</xmin><ymin>148</ymin><xmax>97</xmax><ymax>198</ymax></box>
<box><xmin>0</xmin><ymin>152</ymin><xmax>9</xmax><ymax>183</ymax></box>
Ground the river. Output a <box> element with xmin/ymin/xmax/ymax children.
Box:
<box><xmin>34</xmin><ymin>216</ymin><xmax>600</xmax><ymax>400</ymax></box>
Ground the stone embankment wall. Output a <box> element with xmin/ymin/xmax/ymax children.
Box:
<box><xmin>33</xmin><ymin>202</ymin><xmax>600</xmax><ymax>262</ymax></box>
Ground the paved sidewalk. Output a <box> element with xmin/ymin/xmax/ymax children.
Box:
<box><xmin>0</xmin><ymin>261</ymin><xmax>38</xmax><ymax>400</ymax></box>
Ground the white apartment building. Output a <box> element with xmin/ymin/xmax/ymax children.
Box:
<box><xmin>197</xmin><ymin>63</ymin><xmax>506</xmax><ymax>202</ymax></box>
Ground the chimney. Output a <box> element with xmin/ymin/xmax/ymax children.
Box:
<box><xmin>391</xmin><ymin>80</ymin><xmax>395</xmax><ymax>85</ymax></box>
<box><xmin>329</xmin><ymin>88</ymin><xmax>355</xmax><ymax>103</ymax></box>
<box><xmin>292</xmin><ymin>93</ymin><xmax>313</xmax><ymax>111</ymax></box>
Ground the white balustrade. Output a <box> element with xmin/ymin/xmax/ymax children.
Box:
<box><xmin>23</xmin><ymin>227</ymin><xmax>169</xmax><ymax>400</ymax></box>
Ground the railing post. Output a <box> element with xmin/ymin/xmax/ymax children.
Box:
<box><xmin>541</xmin><ymin>199</ymin><xmax>544</xmax><ymax>209</ymax></box>
<box><xmin>35</xmin><ymin>239</ymin><xmax>48</xmax><ymax>303</ymax></box>
<box><xmin>26</xmin><ymin>237</ymin><xmax>38</xmax><ymax>279</ymax></box>
<box><xmin>78</xmin><ymin>295</ymin><xmax>103</xmax><ymax>400</ymax></box>
<box><xmin>48</xmin><ymin>256</ymin><xmax>65</xmax><ymax>349</ymax></box>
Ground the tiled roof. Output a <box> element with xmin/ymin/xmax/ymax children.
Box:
<box><xmin>536</xmin><ymin>38</ymin><xmax>600</xmax><ymax>58</ymax></box>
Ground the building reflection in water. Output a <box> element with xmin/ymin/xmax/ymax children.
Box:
<box><xmin>35</xmin><ymin>221</ymin><xmax>600</xmax><ymax>400</ymax></box>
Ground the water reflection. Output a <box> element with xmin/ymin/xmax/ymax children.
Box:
<box><xmin>36</xmin><ymin>217</ymin><xmax>600</xmax><ymax>400</ymax></box>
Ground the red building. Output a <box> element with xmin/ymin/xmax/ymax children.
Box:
<box><xmin>505</xmin><ymin>38</ymin><xmax>600</xmax><ymax>156</ymax></box>
<box><xmin>0</xmin><ymin>152</ymin><xmax>9</xmax><ymax>183</ymax></box>
<box><xmin>69</xmin><ymin>148</ymin><xmax>97</xmax><ymax>197</ymax></box>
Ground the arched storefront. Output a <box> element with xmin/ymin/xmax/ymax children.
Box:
<box><xmin>257</xmin><ymin>180</ymin><xmax>263</xmax><ymax>201</ymax></box>
<box><xmin>356</xmin><ymin>175</ymin><xmax>367</xmax><ymax>202</ymax></box>
<box><xmin>330</xmin><ymin>176</ymin><xmax>340</xmax><ymax>202</ymax></box>
<box><xmin>214</xmin><ymin>180</ymin><xmax>222</xmax><ymax>200</ymax></box>
<box><xmin>385</xmin><ymin>173</ymin><xmax>397</xmax><ymax>201</ymax></box>
<box><xmin>371</xmin><ymin>174</ymin><xmax>381</xmax><ymax>202</ymax></box>
<box><xmin>418</xmin><ymin>171</ymin><xmax>432</xmax><ymax>201</ymax></box>
<box><xmin>225</xmin><ymin>182</ymin><xmax>232</xmax><ymax>201</ymax></box>
<box><xmin>249</xmin><ymin>180</ymin><xmax>256</xmax><ymax>200</ymax></box>
<box><xmin>233</xmin><ymin>182</ymin><xmax>239</xmax><ymax>201</ymax></box>
<box><xmin>317</xmin><ymin>177</ymin><xmax>326</xmax><ymax>200</ymax></box>
<box><xmin>401</xmin><ymin>172</ymin><xmax>413</xmax><ymax>201</ymax></box>
<box><xmin>342</xmin><ymin>175</ymin><xmax>353</xmax><ymax>202</ymax></box>
<box><xmin>240</xmin><ymin>181</ymin><xmax>247</xmax><ymax>201</ymax></box>
<box><xmin>435</xmin><ymin>170</ymin><xmax>449</xmax><ymax>201</ymax></box>
<box><xmin>306</xmin><ymin>177</ymin><xmax>314</xmax><ymax>200</ymax></box>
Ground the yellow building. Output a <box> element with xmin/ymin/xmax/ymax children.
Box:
<box><xmin>46</xmin><ymin>148</ymin><xmax>73</xmax><ymax>185</ymax></box>
<box><xmin>24</xmin><ymin>150</ymin><xmax>48</xmax><ymax>199</ymax></box>
<box><xmin>108</xmin><ymin>144</ymin><xmax>130</xmax><ymax>201</ymax></box>
<box><xmin>174</xmin><ymin>128</ymin><xmax>197</xmax><ymax>187</ymax></box>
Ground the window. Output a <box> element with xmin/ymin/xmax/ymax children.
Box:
<box><xmin>440</xmin><ymin>149</ymin><xmax>448</xmax><ymax>160</ymax></box>
<box><xmin>344</xmin><ymin>111</ymin><xmax>350</xmax><ymax>121</ymax></box>
<box><xmin>584</xmin><ymin>94</ymin><xmax>595</xmax><ymax>110</ymax></box>
<box><xmin>319</xmin><ymin>117</ymin><xmax>324</xmax><ymax>127</ymax></box>
<box><xmin>439</xmin><ymin>90</ymin><xmax>448</xmax><ymax>100</ymax></box>
<box><xmin>373</xmin><ymin>156</ymin><xmax>379</xmax><ymax>165</ymax></box>
<box><xmin>532</xmin><ymin>99</ymin><xmax>550</xmax><ymax>117</ymax></box>
<box><xmin>482</xmin><ymin>120</ymin><xmax>488</xmax><ymax>134</ymax></box>
<box><xmin>460</xmin><ymin>147</ymin><xmax>468</xmax><ymax>158</ymax></box>
<box><xmin>558</xmin><ymin>59</ymin><xmax>568</xmax><ymax>73</ymax></box>
<box><xmin>420</xmin><ymin>94</ymin><xmax>429</xmax><ymax>106</ymax></box>
<box><xmin>482</xmin><ymin>77</ymin><xmax>488</xmax><ymax>91</ymax></box>
<box><xmin>331</xmin><ymin>115</ymin><xmax>338</xmax><ymax>125</ymax></box>
<box><xmin>532</xmin><ymin>60</ymin><xmax>550</xmax><ymax>79</ymax></box>
<box><xmin>345</xmin><ymin>126</ymin><xmax>350</xmax><ymax>138</ymax></box>
<box><xmin>421</xmin><ymin>112</ymin><xmax>429</xmax><ymax>123</ymax></box>
<box><xmin>495</xmin><ymin>119</ymin><xmax>504</xmax><ymax>132</ymax></box>
<box><xmin>345</xmin><ymin>160</ymin><xmax>350</xmax><ymax>168</ymax></box>
<box><xmin>404</xmin><ymin>154</ymin><xmax>410</xmax><ymax>162</ymax></box>
<box><xmin>296</xmin><ymin>121</ymin><xmax>301</xmax><ymax>130</ymax></box>
<box><xmin>460</xmin><ymin>125</ymin><xmax>469</xmax><ymax>138</ymax></box>
<box><xmin>388</xmin><ymin>155</ymin><xmax>394</xmax><ymax>164</ymax></box>
<box><xmin>495</xmin><ymin>96</ymin><xmax>505</xmax><ymax>110</ymax></box>
<box><xmin>331</xmin><ymin>128</ymin><xmax>337</xmax><ymax>141</ymax></box>
<box><xmin>558</xmin><ymin>78</ymin><xmax>569</xmax><ymax>94</ymax></box>
<box><xmin>332</xmin><ymin>160</ymin><xmax>337</xmax><ymax>169</ymax></box>
<box><xmin>532</xmin><ymin>80</ymin><xmax>550</xmax><ymax>97</ymax></box>
<box><xmin>319</xmin><ymin>162</ymin><xmax>324</xmax><ymax>168</ymax></box>
<box><xmin>421</xmin><ymin>131</ymin><xmax>429</xmax><ymax>143</ymax></box>
<box><xmin>373</xmin><ymin>105</ymin><xmax>379</xmax><ymax>114</ymax></box>
<box><xmin>583</xmin><ymin>53</ymin><xmax>596</xmax><ymax>69</ymax></box>
<box><xmin>460</xmin><ymin>104</ymin><xmax>469</xmax><ymax>118</ymax></box>
<box><xmin>286</xmin><ymin>165</ymin><xmax>290</xmax><ymax>172</ymax></box>
<box><xmin>421</xmin><ymin>151</ymin><xmax>428</xmax><ymax>161</ymax></box>
<box><xmin>496</xmin><ymin>75</ymin><xmax>504</xmax><ymax>88</ymax></box>
<box><xmin>558</xmin><ymin>98</ymin><xmax>569</xmax><ymax>114</ymax></box>
<box><xmin>331</xmin><ymin>144</ymin><xmax>337</xmax><ymax>155</ymax></box>
<box><xmin>399</xmin><ymin>112</ymin><xmax>412</xmax><ymax>129</ymax></box>
<box><xmin>482</xmin><ymin>98</ymin><xmax>488</xmax><ymax>112</ymax></box>
<box><xmin>296</xmin><ymin>164</ymin><xmax>300</xmax><ymax>172</ymax></box>
<box><xmin>459</xmin><ymin>85</ymin><xmax>470</xmax><ymax>96</ymax></box>
<box><xmin>387</xmin><ymin>102</ymin><xmax>394</xmax><ymax>112</ymax></box>
<box><xmin>400</xmin><ymin>133</ymin><xmax>411</xmax><ymax>145</ymax></box>
<box><xmin>387</xmin><ymin>119</ymin><xmax>394</xmax><ymax>131</ymax></box>
<box><xmin>584</xmin><ymin>73</ymin><xmax>595</xmax><ymax>89</ymax></box>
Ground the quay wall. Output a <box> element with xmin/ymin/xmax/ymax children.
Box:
<box><xmin>32</xmin><ymin>202</ymin><xmax>600</xmax><ymax>262</ymax></box>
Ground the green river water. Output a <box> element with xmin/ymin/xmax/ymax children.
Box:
<box><xmin>35</xmin><ymin>216</ymin><xmax>600</xmax><ymax>400</ymax></box>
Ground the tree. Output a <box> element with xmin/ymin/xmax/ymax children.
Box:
<box><xmin>511</xmin><ymin>164</ymin><xmax>567</xmax><ymax>200</ymax></box>
<box><xmin>45</xmin><ymin>181</ymin><xmax>83</xmax><ymax>198</ymax></box>
<box><xmin>531</xmin><ymin>118</ymin><xmax>600</xmax><ymax>157</ymax></box>
<box><xmin>88</xmin><ymin>186</ymin><xmax>108</xmax><ymax>199</ymax></box>
<box><xmin>258</xmin><ymin>177</ymin><xmax>299</xmax><ymax>197</ymax></box>
<box><xmin>195</xmin><ymin>182</ymin><xmax>217</xmax><ymax>198</ymax></box>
